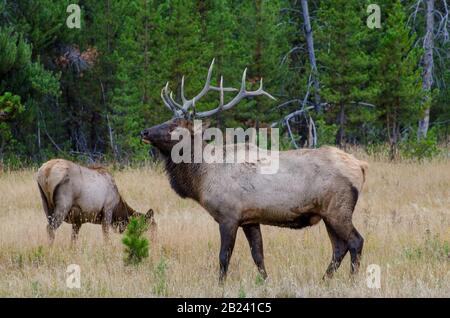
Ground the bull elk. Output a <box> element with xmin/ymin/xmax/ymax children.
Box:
<box><xmin>141</xmin><ymin>59</ymin><xmax>367</xmax><ymax>282</ymax></box>
<box><xmin>37</xmin><ymin>159</ymin><xmax>156</xmax><ymax>244</ymax></box>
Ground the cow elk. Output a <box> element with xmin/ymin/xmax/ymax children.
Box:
<box><xmin>141</xmin><ymin>59</ymin><xmax>368</xmax><ymax>283</ymax></box>
<box><xmin>37</xmin><ymin>159</ymin><xmax>156</xmax><ymax>245</ymax></box>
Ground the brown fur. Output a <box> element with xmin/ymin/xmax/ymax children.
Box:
<box><xmin>37</xmin><ymin>159</ymin><xmax>155</xmax><ymax>244</ymax></box>
<box><xmin>141</xmin><ymin>118</ymin><xmax>367</xmax><ymax>281</ymax></box>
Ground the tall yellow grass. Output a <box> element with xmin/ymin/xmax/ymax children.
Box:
<box><xmin>0</xmin><ymin>158</ymin><xmax>449</xmax><ymax>297</ymax></box>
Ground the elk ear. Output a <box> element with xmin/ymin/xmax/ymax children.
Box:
<box><xmin>192</xmin><ymin>119</ymin><xmax>208</xmax><ymax>135</ymax></box>
<box><xmin>145</xmin><ymin>209</ymin><xmax>154</xmax><ymax>220</ymax></box>
<box><xmin>202</xmin><ymin>119</ymin><xmax>211</xmax><ymax>130</ymax></box>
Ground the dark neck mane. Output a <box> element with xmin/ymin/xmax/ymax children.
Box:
<box><xmin>163</xmin><ymin>156</ymin><xmax>204</xmax><ymax>202</ymax></box>
<box><xmin>112</xmin><ymin>196</ymin><xmax>137</xmax><ymax>221</ymax></box>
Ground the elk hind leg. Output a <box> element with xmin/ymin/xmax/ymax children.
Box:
<box><xmin>47</xmin><ymin>184</ymin><xmax>73</xmax><ymax>245</ymax></box>
<box><xmin>348</xmin><ymin>227</ymin><xmax>364</xmax><ymax>274</ymax></box>
<box><xmin>48</xmin><ymin>202</ymin><xmax>71</xmax><ymax>245</ymax></box>
<box><xmin>323</xmin><ymin>220</ymin><xmax>349</xmax><ymax>279</ymax></box>
<box><xmin>242</xmin><ymin>224</ymin><xmax>267</xmax><ymax>279</ymax></box>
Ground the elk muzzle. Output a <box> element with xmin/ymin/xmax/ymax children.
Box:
<box><xmin>140</xmin><ymin>125</ymin><xmax>163</xmax><ymax>144</ymax></box>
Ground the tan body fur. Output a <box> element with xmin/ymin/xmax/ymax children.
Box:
<box><xmin>142</xmin><ymin>118</ymin><xmax>367</xmax><ymax>281</ymax></box>
<box><xmin>37</xmin><ymin>159</ymin><xmax>155</xmax><ymax>244</ymax></box>
<box><xmin>200</xmin><ymin>146</ymin><xmax>366</xmax><ymax>227</ymax></box>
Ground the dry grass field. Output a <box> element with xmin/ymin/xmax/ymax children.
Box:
<box><xmin>0</xmin><ymin>156</ymin><xmax>449</xmax><ymax>297</ymax></box>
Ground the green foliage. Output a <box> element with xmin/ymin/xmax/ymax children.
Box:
<box><xmin>0</xmin><ymin>27</ymin><xmax>31</xmax><ymax>75</ymax></box>
<box><xmin>14</xmin><ymin>253</ymin><xmax>24</xmax><ymax>270</ymax></box>
<box><xmin>315</xmin><ymin>0</ymin><xmax>378</xmax><ymax>145</ymax></box>
<box><xmin>373</xmin><ymin>0</ymin><xmax>423</xmax><ymax>156</ymax></box>
<box><xmin>122</xmin><ymin>216</ymin><xmax>149</xmax><ymax>266</ymax></box>
<box><xmin>153</xmin><ymin>257</ymin><xmax>168</xmax><ymax>296</ymax></box>
<box><xmin>400</xmin><ymin>127</ymin><xmax>440</xmax><ymax>160</ymax></box>
<box><xmin>0</xmin><ymin>1</ymin><xmax>68</xmax><ymax>51</ymax></box>
<box><xmin>0</xmin><ymin>25</ymin><xmax>59</xmax><ymax>164</ymax></box>
<box><xmin>28</xmin><ymin>62</ymin><xmax>61</xmax><ymax>97</ymax></box>
<box><xmin>0</xmin><ymin>92</ymin><xmax>23</xmax><ymax>119</ymax></box>
<box><xmin>0</xmin><ymin>0</ymin><xmax>448</xmax><ymax>164</ymax></box>
<box><xmin>404</xmin><ymin>232</ymin><xmax>449</xmax><ymax>261</ymax></box>
<box><xmin>31</xmin><ymin>281</ymin><xmax>40</xmax><ymax>296</ymax></box>
<box><xmin>255</xmin><ymin>273</ymin><xmax>265</xmax><ymax>286</ymax></box>
<box><xmin>29</xmin><ymin>245</ymin><xmax>45</xmax><ymax>266</ymax></box>
<box><xmin>315</xmin><ymin>118</ymin><xmax>339</xmax><ymax>146</ymax></box>
<box><xmin>238</xmin><ymin>285</ymin><xmax>246</xmax><ymax>298</ymax></box>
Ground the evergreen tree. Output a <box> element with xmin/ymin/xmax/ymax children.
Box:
<box><xmin>110</xmin><ymin>0</ymin><xmax>164</xmax><ymax>161</ymax></box>
<box><xmin>122</xmin><ymin>215</ymin><xmax>150</xmax><ymax>266</ymax></box>
<box><xmin>198</xmin><ymin>0</ymin><xmax>240</xmax><ymax>128</ymax></box>
<box><xmin>229</xmin><ymin>0</ymin><xmax>291</xmax><ymax>127</ymax></box>
<box><xmin>0</xmin><ymin>0</ymin><xmax>448</xmax><ymax>165</ymax></box>
<box><xmin>374</xmin><ymin>0</ymin><xmax>423</xmax><ymax>158</ymax></box>
<box><xmin>315</xmin><ymin>0</ymin><xmax>377</xmax><ymax>146</ymax></box>
<box><xmin>0</xmin><ymin>26</ymin><xmax>59</xmax><ymax>164</ymax></box>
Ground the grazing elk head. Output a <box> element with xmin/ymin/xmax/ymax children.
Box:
<box><xmin>113</xmin><ymin>208</ymin><xmax>156</xmax><ymax>234</ymax></box>
<box><xmin>140</xmin><ymin>59</ymin><xmax>276</xmax><ymax>155</ymax></box>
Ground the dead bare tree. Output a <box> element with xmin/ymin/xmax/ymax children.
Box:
<box><xmin>273</xmin><ymin>46</ymin><xmax>321</xmax><ymax>149</ymax></box>
<box><xmin>411</xmin><ymin>0</ymin><xmax>450</xmax><ymax>138</ymax></box>
<box><xmin>300</xmin><ymin>0</ymin><xmax>321</xmax><ymax>111</ymax></box>
<box><xmin>419</xmin><ymin>0</ymin><xmax>435</xmax><ymax>138</ymax></box>
<box><xmin>277</xmin><ymin>1</ymin><xmax>321</xmax><ymax>148</ymax></box>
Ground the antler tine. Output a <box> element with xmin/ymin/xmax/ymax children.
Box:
<box><xmin>254</xmin><ymin>78</ymin><xmax>277</xmax><ymax>100</ymax></box>
<box><xmin>161</xmin><ymin>82</ymin><xmax>187</xmax><ymax>118</ymax></box>
<box><xmin>181</xmin><ymin>59</ymin><xmax>215</xmax><ymax>112</ymax></box>
<box><xmin>181</xmin><ymin>59</ymin><xmax>238</xmax><ymax>112</ymax></box>
<box><xmin>195</xmin><ymin>67</ymin><xmax>276</xmax><ymax>118</ymax></box>
<box><xmin>160</xmin><ymin>59</ymin><xmax>275</xmax><ymax>119</ymax></box>
<box><xmin>181</xmin><ymin>76</ymin><xmax>187</xmax><ymax>104</ymax></box>
<box><xmin>163</xmin><ymin>82</ymin><xmax>184</xmax><ymax>110</ymax></box>
<box><xmin>161</xmin><ymin>84</ymin><xmax>175</xmax><ymax>112</ymax></box>
<box><xmin>169</xmin><ymin>91</ymin><xmax>184</xmax><ymax>109</ymax></box>
<box><xmin>209</xmin><ymin>86</ymin><xmax>238</xmax><ymax>92</ymax></box>
<box><xmin>241</xmin><ymin>67</ymin><xmax>248</xmax><ymax>91</ymax></box>
<box><xmin>219</xmin><ymin>76</ymin><xmax>224</xmax><ymax>111</ymax></box>
<box><xmin>192</xmin><ymin>98</ymin><xmax>196</xmax><ymax>118</ymax></box>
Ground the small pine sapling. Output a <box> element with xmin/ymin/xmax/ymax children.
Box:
<box><xmin>122</xmin><ymin>215</ymin><xmax>149</xmax><ymax>265</ymax></box>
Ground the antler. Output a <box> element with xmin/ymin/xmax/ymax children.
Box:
<box><xmin>161</xmin><ymin>59</ymin><xmax>276</xmax><ymax>119</ymax></box>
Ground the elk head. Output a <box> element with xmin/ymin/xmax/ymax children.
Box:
<box><xmin>114</xmin><ymin>208</ymin><xmax>156</xmax><ymax>233</ymax></box>
<box><xmin>140</xmin><ymin>59</ymin><xmax>276</xmax><ymax>155</ymax></box>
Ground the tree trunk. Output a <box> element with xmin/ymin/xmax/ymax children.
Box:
<box><xmin>418</xmin><ymin>0</ymin><xmax>434</xmax><ymax>138</ymax></box>
<box><xmin>389</xmin><ymin>119</ymin><xmax>400</xmax><ymax>161</ymax></box>
<box><xmin>300</xmin><ymin>0</ymin><xmax>321</xmax><ymax>112</ymax></box>
<box><xmin>37</xmin><ymin>115</ymin><xmax>41</xmax><ymax>160</ymax></box>
<box><xmin>143</xmin><ymin>0</ymin><xmax>149</xmax><ymax>104</ymax></box>
<box><xmin>336</xmin><ymin>103</ymin><xmax>345</xmax><ymax>147</ymax></box>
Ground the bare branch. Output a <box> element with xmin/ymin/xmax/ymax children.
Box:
<box><xmin>273</xmin><ymin>99</ymin><xmax>303</xmax><ymax>110</ymax></box>
<box><xmin>350</xmin><ymin>101</ymin><xmax>376</xmax><ymax>108</ymax></box>
<box><xmin>281</xmin><ymin>46</ymin><xmax>304</xmax><ymax>65</ymax></box>
<box><xmin>408</xmin><ymin>0</ymin><xmax>425</xmax><ymax>25</ymax></box>
<box><xmin>285</xmin><ymin>118</ymin><xmax>299</xmax><ymax>148</ymax></box>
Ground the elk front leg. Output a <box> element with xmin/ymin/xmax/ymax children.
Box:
<box><xmin>47</xmin><ymin>211</ymin><xmax>66</xmax><ymax>245</ymax></box>
<box><xmin>102</xmin><ymin>210</ymin><xmax>113</xmax><ymax>243</ymax></box>
<box><xmin>242</xmin><ymin>224</ymin><xmax>267</xmax><ymax>279</ymax></box>
<box><xmin>71</xmin><ymin>223</ymin><xmax>82</xmax><ymax>246</ymax></box>
<box><xmin>218</xmin><ymin>222</ymin><xmax>238</xmax><ymax>284</ymax></box>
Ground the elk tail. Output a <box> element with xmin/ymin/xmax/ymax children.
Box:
<box><xmin>37</xmin><ymin>182</ymin><xmax>53</xmax><ymax>218</ymax></box>
<box><xmin>36</xmin><ymin>160</ymin><xmax>69</xmax><ymax>218</ymax></box>
<box><xmin>358</xmin><ymin>160</ymin><xmax>369</xmax><ymax>184</ymax></box>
